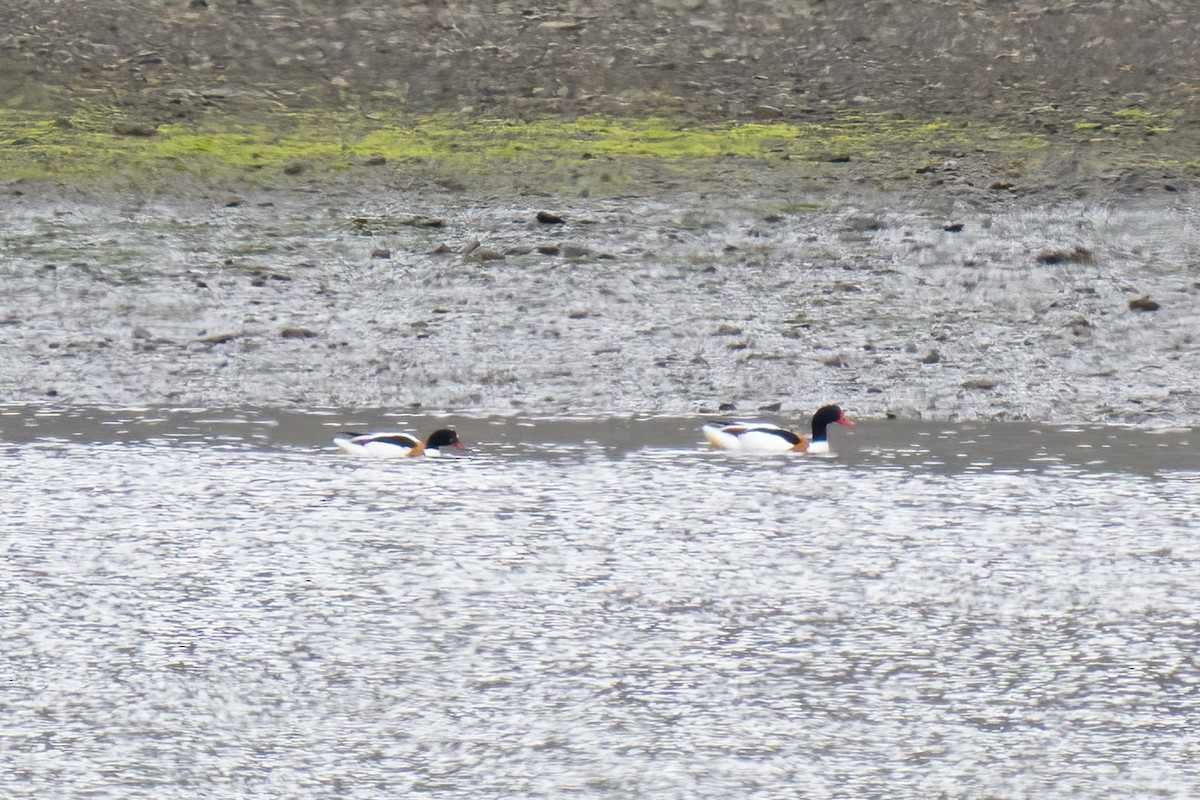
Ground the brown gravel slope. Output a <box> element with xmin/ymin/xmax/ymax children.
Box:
<box><xmin>3</xmin><ymin>0</ymin><xmax>1199</xmax><ymax>136</ymax></box>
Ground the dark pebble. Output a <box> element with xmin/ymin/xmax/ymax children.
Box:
<box><xmin>1129</xmin><ymin>295</ymin><xmax>1161</xmax><ymax>312</ymax></box>
<box><xmin>112</xmin><ymin>122</ymin><xmax>158</xmax><ymax>137</ymax></box>
<box><xmin>200</xmin><ymin>331</ymin><xmax>240</xmax><ymax>344</ymax></box>
<box><xmin>1037</xmin><ymin>247</ymin><xmax>1095</xmax><ymax>265</ymax></box>
<box><xmin>536</xmin><ymin>211</ymin><xmax>566</xmax><ymax>224</ymax></box>
<box><xmin>280</xmin><ymin>327</ymin><xmax>319</xmax><ymax>339</ymax></box>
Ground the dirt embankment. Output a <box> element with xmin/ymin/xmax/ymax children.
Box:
<box><xmin>3</xmin><ymin>1</ymin><xmax>1199</xmax><ymax>136</ymax></box>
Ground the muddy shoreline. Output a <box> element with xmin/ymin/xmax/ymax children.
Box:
<box><xmin>2</xmin><ymin>168</ymin><xmax>1196</xmax><ymax>425</ymax></box>
<box><xmin>3</xmin><ymin>1</ymin><xmax>1199</xmax><ymax>424</ymax></box>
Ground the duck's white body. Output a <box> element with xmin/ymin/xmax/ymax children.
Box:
<box><xmin>804</xmin><ymin>439</ymin><xmax>834</xmax><ymax>455</ymax></box>
<box><xmin>701</xmin><ymin>422</ymin><xmax>806</xmax><ymax>453</ymax></box>
<box><xmin>334</xmin><ymin>432</ymin><xmax>425</xmax><ymax>457</ymax></box>
<box><xmin>333</xmin><ymin>428</ymin><xmax>465</xmax><ymax>458</ymax></box>
<box><xmin>701</xmin><ymin>405</ymin><xmax>852</xmax><ymax>455</ymax></box>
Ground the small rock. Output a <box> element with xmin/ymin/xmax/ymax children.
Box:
<box><xmin>560</xmin><ymin>244</ymin><xmax>592</xmax><ymax>259</ymax></box>
<box><xmin>566</xmin><ymin>308</ymin><xmax>590</xmax><ymax>319</ymax></box>
<box><xmin>920</xmin><ymin>350</ymin><xmax>941</xmax><ymax>364</ymax></box>
<box><xmin>350</xmin><ymin>214</ymin><xmax>440</xmax><ymax>233</ymax></box>
<box><xmin>713</xmin><ymin>324</ymin><xmax>743</xmax><ymax>336</ymax></box>
<box><xmin>112</xmin><ymin>122</ymin><xmax>158</xmax><ymax>137</ymax></box>
<box><xmin>363</xmin><ymin>155</ymin><xmax>388</xmax><ymax>166</ymax></box>
<box><xmin>1129</xmin><ymin>295</ymin><xmax>1161</xmax><ymax>312</ymax></box>
<box><xmin>759</xmin><ymin>401</ymin><xmax>782</xmax><ymax>412</ymax></box>
<box><xmin>280</xmin><ymin>327</ymin><xmax>319</xmax><ymax>339</ymax></box>
<box><xmin>842</xmin><ymin>214</ymin><xmax>884</xmax><ymax>232</ymax></box>
<box><xmin>1037</xmin><ymin>246</ymin><xmax>1096</xmax><ymax>265</ymax></box>
<box><xmin>962</xmin><ymin>378</ymin><xmax>999</xmax><ymax>390</ymax></box>
<box><xmin>536</xmin><ymin>245</ymin><xmax>561</xmax><ymax>256</ymax></box>
<box><xmin>428</xmin><ymin>243</ymin><xmax>454</xmax><ymax>255</ymax></box>
<box><xmin>200</xmin><ymin>331</ymin><xmax>240</xmax><ymax>345</ymax></box>
<box><xmin>371</xmin><ymin>248</ymin><xmax>391</xmax><ymax>259</ymax></box>
<box><xmin>536</xmin><ymin>211</ymin><xmax>566</xmax><ymax>224</ymax></box>
<box><xmin>282</xmin><ymin>162</ymin><xmax>306</xmax><ymax>175</ymax></box>
<box><xmin>823</xmin><ymin>354</ymin><xmax>846</xmax><ymax>367</ymax></box>
<box><xmin>943</xmin><ymin>222</ymin><xmax>964</xmax><ymax>232</ymax></box>
<box><xmin>752</xmin><ymin>105</ymin><xmax>782</xmax><ymax>120</ymax></box>
<box><xmin>464</xmin><ymin>248</ymin><xmax>505</xmax><ymax>263</ymax></box>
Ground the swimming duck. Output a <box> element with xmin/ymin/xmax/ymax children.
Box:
<box><xmin>333</xmin><ymin>428</ymin><xmax>466</xmax><ymax>457</ymax></box>
<box><xmin>701</xmin><ymin>405</ymin><xmax>853</xmax><ymax>454</ymax></box>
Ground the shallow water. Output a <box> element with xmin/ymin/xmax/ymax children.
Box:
<box><xmin>4</xmin><ymin>407</ymin><xmax>1199</xmax><ymax>798</ymax></box>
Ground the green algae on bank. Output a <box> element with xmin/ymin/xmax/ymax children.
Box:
<box><xmin>0</xmin><ymin>107</ymin><xmax>1046</xmax><ymax>185</ymax></box>
<box><xmin>0</xmin><ymin>105</ymin><xmax>1182</xmax><ymax>189</ymax></box>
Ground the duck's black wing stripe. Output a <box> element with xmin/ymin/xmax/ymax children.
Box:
<box><xmin>356</xmin><ymin>433</ymin><xmax>420</xmax><ymax>447</ymax></box>
<box><xmin>755</xmin><ymin>428</ymin><xmax>803</xmax><ymax>445</ymax></box>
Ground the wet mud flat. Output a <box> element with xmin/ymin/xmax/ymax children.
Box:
<box><xmin>2</xmin><ymin>171</ymin><xmax>1198</xmax><ymax>426</ymax></box>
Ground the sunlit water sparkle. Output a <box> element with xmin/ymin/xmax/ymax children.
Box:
<box><xmin>3</xmin><ymin>408</ymin><xmax>1199</xmax><ymax>798</ymax></box>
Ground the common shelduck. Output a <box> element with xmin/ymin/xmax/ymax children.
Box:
<box><xmin>333</xmin><ymin>428</ymin><xmax>466</xmax><ymax>457</ymax></box>
<box><xmin>701</xmin><ymin>405</ymin><xmax>853</xmax><ymax>454</ymax></box>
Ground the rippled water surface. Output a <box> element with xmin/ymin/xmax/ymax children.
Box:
<box><xmin>4</xmin><ymin>407</ymin><xmax>1199</xmax><ymax>799</ymax></box>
